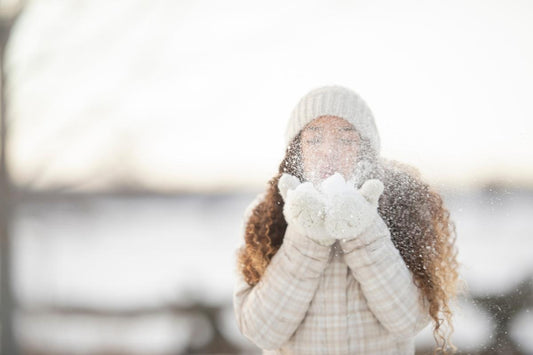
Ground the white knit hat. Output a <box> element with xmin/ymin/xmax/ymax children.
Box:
<box><xmin>285</xmin><ymin>85</ymin><xmax>381</xmax><ymax>154</ymax></box>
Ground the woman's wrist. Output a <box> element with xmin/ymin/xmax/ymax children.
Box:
<box><xmin>283</xmin><ymin>223</ymin><xmax>333</xmax><ymax>257</ymax></box>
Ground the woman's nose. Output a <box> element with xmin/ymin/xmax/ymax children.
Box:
<box><xmin>317</xmin><ymin>138</ymin><xmax>341</xmax><ymax>160</ymax></box>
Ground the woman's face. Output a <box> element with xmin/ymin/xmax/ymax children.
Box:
<box><xmin>300</xmin><ymin>115</ymin><xmax>361</xmax><ymax>184</ymax></box>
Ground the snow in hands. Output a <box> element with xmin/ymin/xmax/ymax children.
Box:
<box><xmin>278</xmin><ymin>172</ymin><xmax>384</xmax><ymax>245</ymax></box>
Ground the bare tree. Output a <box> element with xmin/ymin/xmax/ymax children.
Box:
<box><xmin>1</xmin><ymin>1</ymin><xmax>25</xmax><ymax>354</ymax></box>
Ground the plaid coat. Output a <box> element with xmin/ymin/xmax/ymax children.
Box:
<box><xmin>233</xmin><ymin>193</ymin><xmax>432</xmax><ymax>354</ymax></box>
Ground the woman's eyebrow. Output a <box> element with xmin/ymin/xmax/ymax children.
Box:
<box><xmin>339</xmin><ymin>127</ymin><xmax>356</xmax><ymax>131</ymax></box>
<box><xmin>306</xmin><ymin>126</ymin><xmax>322</xmax><ymax>131</ymax></box>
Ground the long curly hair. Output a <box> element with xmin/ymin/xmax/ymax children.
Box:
<box><xmin>236</xmin><ymin>132</ymin><xmax>463</xmax><ymax>354</ymax></box>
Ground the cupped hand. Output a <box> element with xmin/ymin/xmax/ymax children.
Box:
<box><xmin>278</xmin><ymin>173</ymin><xmax>336</xmax><ymax>246</ymax></box>
<box><xmin>319</xmin><ymin>173</ymin><xmax>384</xmax><ymax>240</ymax></box>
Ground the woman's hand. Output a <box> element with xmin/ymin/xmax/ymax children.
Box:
<box><xmin>320</xmin><ymin>173</ymin><xmax>384</xmax><ymax>240</ymax></box>
<box><xmin>278</xmin><ymin>173</ymin><xmax>336</xmax><ymax>246</ymax></box>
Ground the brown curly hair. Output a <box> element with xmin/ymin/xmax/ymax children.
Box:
<box><xmin>236</xmin><ymin>132</ymin><xmax>464</xmax><ymax>354</ymax></box>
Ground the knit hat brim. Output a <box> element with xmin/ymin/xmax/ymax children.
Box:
<box><xmin>285</xmin><ymin>85</ymin><xmax>380</xmax><ymax>154</ymax></box>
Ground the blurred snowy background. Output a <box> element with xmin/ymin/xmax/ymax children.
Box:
<box><xmin>0</xmin><ymin>0</ymin><xmax>532</xmax><ymax>354</ymax></box>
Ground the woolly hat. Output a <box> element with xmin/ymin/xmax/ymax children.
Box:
<box><xmin>285</xmin><ymin>85</ymin><xmax>381</xmax><ymax>155</ymax></box>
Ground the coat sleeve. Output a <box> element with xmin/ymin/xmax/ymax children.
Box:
<box><xmin>339</xmin><ymin>215</ymin><xmax>432</xmax><ymax>338</ymax></box>
<box><xmin>232</xmin><ymin>199</ymin><xmax>331</xmax><ymax>350</ymax></box>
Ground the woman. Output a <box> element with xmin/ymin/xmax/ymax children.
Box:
<box><xmin>233</xmin><ymin>85</ymin><xmax>462</xmax><ymax>354</ymax></box>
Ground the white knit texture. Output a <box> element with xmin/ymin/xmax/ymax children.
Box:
<box><xmin>278</xmin><ymin>175</ymin><xmax>336</xmax><ymax>246</ymax></box>
<box><xmin>321</xmin><ymin>173</ymin><xmax>384</xmax><ymax>240</ymax></box>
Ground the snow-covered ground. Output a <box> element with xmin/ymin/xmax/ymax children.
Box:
<box><xmin>11</xmin><ymin>188</ymin><xmax>533</xmax><ymax>353</ymax></box>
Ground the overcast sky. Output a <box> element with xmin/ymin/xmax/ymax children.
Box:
<box><xmin>5</xmin><ymin>0</ymin><xmax>533</xmax><ymax>192</ymax></box>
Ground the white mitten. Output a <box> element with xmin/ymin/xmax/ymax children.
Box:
<box><xmin>278</xmin><ymin>173</ymin><xmax>335</xmax><ymax>246</ymax></box>
<box><xmin>277</xmin><ymin>173</ymin><xmax>300</xmax><ymax>201</ymax></box>
<box><xmin>320</xmin><ymin>173</ymin><xmax>384</xmax><ymax>240</ymax></box>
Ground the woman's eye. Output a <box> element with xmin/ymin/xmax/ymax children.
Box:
<box><xmin>341</xmin><ymin>138</ymin><xmax>358</xmax><ymax>144</ymax></box>
<box><xmin>306</xmin><ymin>138</ymin><xmax>321</xmax><ymax>144</ymax></box>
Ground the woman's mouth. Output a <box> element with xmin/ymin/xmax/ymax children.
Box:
<box><xmin>320</xmin><ymin>169</ymin><xmax>335</xmax><ymax>179</ymax></box>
